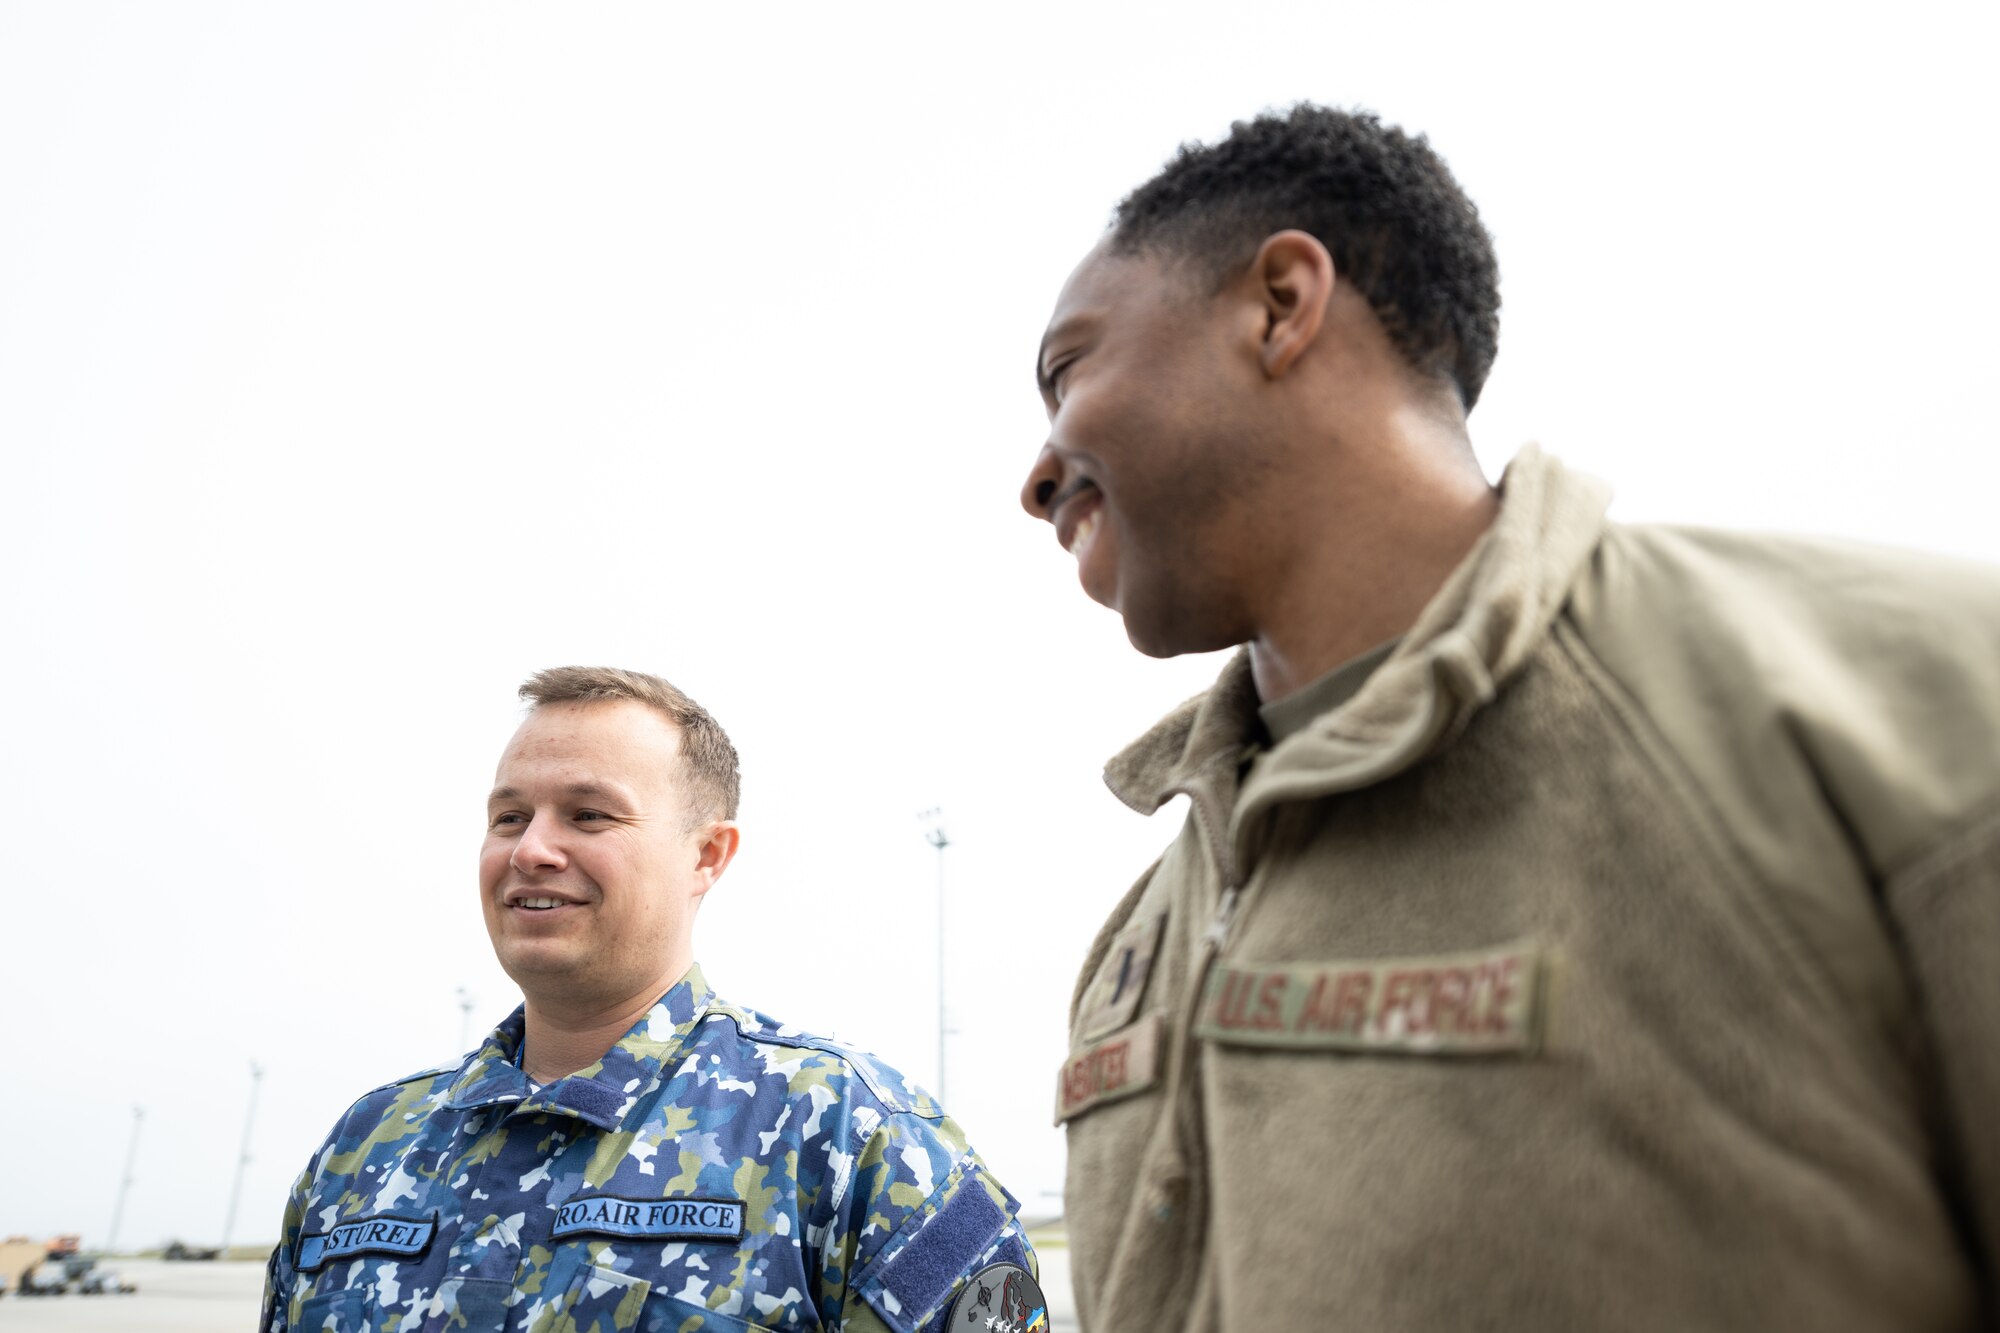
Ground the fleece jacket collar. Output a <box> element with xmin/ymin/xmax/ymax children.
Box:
<box><xmin>1103</xmin><ymin>445</ymin><xmax>1613</xmax><ymax>865</ymax></box>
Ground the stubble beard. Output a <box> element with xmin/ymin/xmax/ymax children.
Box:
<box><xmin>1118</xmin><ymin>430</ymin><xmax>1271</xmax><ymax>659</ymax></box>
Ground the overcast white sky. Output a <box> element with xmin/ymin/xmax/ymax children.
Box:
<box><xmin>3</xmin><ymin>1</ymin><xmax>1996</xmax><ymax>1253</ymax></box>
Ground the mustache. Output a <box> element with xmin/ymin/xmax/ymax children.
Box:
<box><xmin>1049</xmin><ymin>476</ymin><xmax>1100</xmax><ymax>512</ymax></box>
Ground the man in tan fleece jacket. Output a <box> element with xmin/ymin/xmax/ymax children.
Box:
<box><xmin>1019</xmin><ymin>103</ymin><xmax>1999</xmax><ymax>1329</ymax></box>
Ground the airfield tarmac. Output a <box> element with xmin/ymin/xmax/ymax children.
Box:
<box><xmin>0</xmin><ymin>1245</ymin><xmax>1077</xmax><ymax>1331</ymax></box>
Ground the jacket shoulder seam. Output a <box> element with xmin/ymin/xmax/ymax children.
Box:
<box><xmin>372</xmin><ymin>1061</ymin><xmax>459</xmax><ymax>1094</ymax></box>
<box><xmin>332</xmin><ymin>1063</ymin><xmax>458</xmax><ymax>1113</ymax></box>
<box><xmin>1549</xmin><ymin>615</ymin><xmax>1860</xmax><ymax>1028</ymax></box>
<box><xmin>704</xmin><ymin>1005</ymin><xmax>914</xmax><ymax>1115</ymax></box>
<box><xmin>1886</xmin><ymin>795</ymin><xmax>2000</xmax><ymax>903</ymax></box>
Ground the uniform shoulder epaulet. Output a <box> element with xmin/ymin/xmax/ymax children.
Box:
<box><xmin>364</xmin><ymin>1058</ymin><xmax>462</xmax><ymax>1097</ymax></box>
<box><xmin>309</xmin><ymin>1059</ymin><xmax>466</xmax><ymax>1152</ymax></box>
<box><xmin>702</xmin><ymin>1000</ymin><xmax>941</xmax><ymax>1119</ymax></box>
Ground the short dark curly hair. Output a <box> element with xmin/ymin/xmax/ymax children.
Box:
<box><xmin>1111</xmin><ymin>104</ymin><xmax>1500</xmax><ymax>410</ymax></box>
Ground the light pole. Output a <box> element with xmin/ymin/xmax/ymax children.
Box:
<box><xmin>219</xmin><ymin>1062</ymin><xmax>264</xmax><ymax>1253</ymax></box>
<box><xmin>457</xmin><ymin>986</ymin><xmax>476</xmax><ymax>1052</ymax></box>
<box><xmin>106</xmin><ymin>1105</ymin><xmax>143</xmax><ymax>1255</ymax></box>
<box><xmin>918</xmin><ymin>808</ymin><xmax>951</xmax><ymax>1105</ymax></box>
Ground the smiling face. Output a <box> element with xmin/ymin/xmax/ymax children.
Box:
<box><xmin>1021</xmin><ymin>240</ymin><xmax>1277</xmax><ymax>658</ymax></box>
<box><xmin>480</xmin><ymin>699</ymin><xmax>735</xmax><ymax>1016</ymax></box>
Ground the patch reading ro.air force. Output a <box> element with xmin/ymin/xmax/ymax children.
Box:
<box><xmin>1196</xmin><ymin>938</ymin><xmax>1543</xmax><ymax>1055</ymax></box>
<box><xmin>296</xmin><ymin>1214</ymin><xmax>436</xmax><ymax>1271</ymax></box>
<box><xmin>551</xmin><ymin>1195</ymin><xmax>745</xmax><ymax>1242</ymax></box>
<box><xmin>945</xmin><ymin>1262</ymin><xmax>1048</xmax><ymax>1332</ymax></box>
<box><xmin>1077</xmin><ymin>912</ymin><xmax>1166</xmax><ymax>1040</ymax></box>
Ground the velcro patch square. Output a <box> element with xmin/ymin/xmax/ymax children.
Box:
<box><xmin>875</xmin><ymin>1173</ymin><xmax>1007</xmax><ymax>1326</ymax></box>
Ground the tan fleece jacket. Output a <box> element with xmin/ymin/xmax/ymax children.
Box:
<box><xmin>1057</xmin><ymin>446</ymin><xmax>2000</xmax><ymax>1330</ymax></box>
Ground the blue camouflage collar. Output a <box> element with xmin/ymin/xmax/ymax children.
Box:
<box><xmin>443</xmin><ymin>964</ymin><xmax>716</xmax><ymax>1132</ymax></box>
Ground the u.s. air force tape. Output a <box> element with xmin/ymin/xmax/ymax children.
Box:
<box><xmin>296</xmin><ymin>1214</ymin><xmax>436</xmax><ymax>1271</ymax></box>
<box><xmin>945</xmin><ymin>1263</ymin><xmax>1047</xmax><ymax>1332</ymax></box>
<box><xmin>1195</xmin><ymin>939</ymin><xmax>1544</xmax><ymax>1055</ymax></box>
<box><xmin>550</xmin><ymin>1195</ymin><xmax>746</xmax><ymax>1242</ymax></box>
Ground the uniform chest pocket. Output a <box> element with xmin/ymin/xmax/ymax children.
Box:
<box><xmin>294</xmin><ymin>1286</ymin><xmax>367</xmax><ymax>1332</ymax></box>
<box><xmin>532</xmin><ymin>1267</ymin><xmax>776</xmax><ymax>1333</ymax></box>
<box><xmin>525</xmin><ymin>1261</ymin><xmax>652</xmax><ymax>1333</ymax></box>
<box><xmin>292</xmin><ymin>1275</ymin><xmax>513</xmax><ymax>1333</ymax></box>
<box><xmin>432</xmin><ymin>1277</ymin><xmax>513</xmax><ymax>1332</ymax></box>
<box><xmin>635</xmin><ymin>1291</ymin><xmax>768</xmax><ymax>1332</ymax></box>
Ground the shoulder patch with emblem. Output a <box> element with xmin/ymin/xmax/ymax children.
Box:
<box><xmin>945</xmin><ymin>1262</ymin><xmax>1047</xmax><ymax>1332</ymax></box>
<box><xmin>1195</xmin><ymin>939</ymin><xmax>1543</xmax><ymax>1055</ymax></box>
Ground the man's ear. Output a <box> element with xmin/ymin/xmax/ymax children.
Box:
<box><xmin>1252</xmin><ymin>229</ymin><xmax>1336</xmax><ymax>380</ymax></box>
<box><xmin>688</xmin><ymin>821</ymin><xmax>741</xmax><ymax>902</ymax></box>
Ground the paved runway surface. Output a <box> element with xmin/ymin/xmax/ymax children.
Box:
<box><xmin>0</xmin><ymin>1260</ymin><xmax>259</xmax><ymax>1331</ymax></box>
<box><xmin>0</xmin><ymin>1249</ymin><xmax>1078</xmax><ymax>1331</ymax></box>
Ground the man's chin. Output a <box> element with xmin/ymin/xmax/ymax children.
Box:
<box><xmin>1126</xmin><ymin>626</ymin><xmax>1186</xmax><ymax>659</ymax></box>
<box><xmin>1120</xmin><ymin>601</ymin><xmax>1239</xmax><ymax>660</ymax></box>
<box><xmin>493</xmin><ymin>941</ymin><xmax>586</xmax><ymax>991</ymax></box>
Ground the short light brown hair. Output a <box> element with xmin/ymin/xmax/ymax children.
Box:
<box><xmin>518</xmin><ymin>666</ymin><xmax>741</xmax><ymax>827</ymax></box>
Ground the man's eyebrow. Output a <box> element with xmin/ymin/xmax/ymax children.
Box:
<box><xmin>486</xmin><ymin>782</ymin><xmax>633</xmax><ymax>805</ymax></box>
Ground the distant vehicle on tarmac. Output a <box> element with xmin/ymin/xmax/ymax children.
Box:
<box><xmin>80</xmin><ymin>1267</ymin><xmax>136</xmax><ymax>1295</ymax></box>
<box><xmin>162</xmin><ymin>1240</ymin><xmax>223</xmax><ymax>1261</ymax></box>
<box><xmin>16</xmin><ymin>1251</ymin><xmax>136</xmax><ymax>1297</ymax></box>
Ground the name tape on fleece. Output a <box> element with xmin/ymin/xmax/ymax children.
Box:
<box><xmin>1055</xmin><ymin>1011</ymin><xmax>1163</xmax><ymax>1124</ymax></box>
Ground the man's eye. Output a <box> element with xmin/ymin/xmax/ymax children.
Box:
<box><xmin>1047</xmin><ymin>359</ymin><xmax>1073</xmax><ymax>402</ymax></box>
<box><xmin>574</xmin><ymin>810</ymin><xmax>605</xmax><ymax>823</ymax></box>
<box><xmin>490</xmin><ymin>812</ymin><xmax>525</xmax><ymax>828</ymax></box>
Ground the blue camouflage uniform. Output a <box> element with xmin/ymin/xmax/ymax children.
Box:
<box><xmin>261</xmin><ymin>965</ymin><xmax>1036</xmax><ymax>1332</ymax></box>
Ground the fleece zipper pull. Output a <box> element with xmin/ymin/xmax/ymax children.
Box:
<box><xmin>1203</xmin><ymin>885</ymin><xmax>1242</xmax><ymax>951</ymax></box>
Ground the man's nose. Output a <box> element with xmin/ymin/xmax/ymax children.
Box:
<box><xmin>1020</xmin><ymin>444</ymin><xmax>1064</xmax><ymax>520</ymax></box>
<box><xmin>510</xmin><ymin>814</ymin><xmax>567</xmax><ymax>874</ymax></box>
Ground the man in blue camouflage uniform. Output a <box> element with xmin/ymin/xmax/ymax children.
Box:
<box><xmin>261</xmin><ymin>667</ymin><xmax>1040</xmax><ymax>1333</ymax></box>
